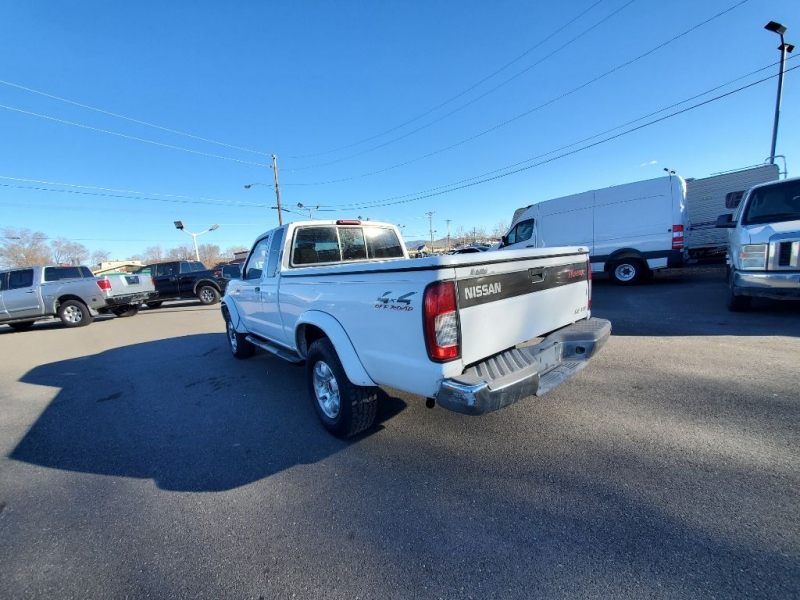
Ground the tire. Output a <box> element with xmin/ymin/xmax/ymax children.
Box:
<box><xmin>146</xmin><ymin>301</ymin><xmax>163</xmax><ymax>309</ymax></box>
<box><xmin>197</xmin><ymin>286</ymin><xmax>220</xmax><ymax>306</ymax></box>
<box><xmin>608</xmin><ymin>259</ymin><xmax>646</xmax><ymax>285</ymax></box>
<box><xmin>58</xmin><ymin>300</ymin><xmax>94</xmax><ymax>327</ymax></box>
<box><xmin>306</xmin><ymin>338</ymin><xmax>379</xmax><ymax>438</ymax></box>
<box><xmin>8</xmin><ymin>321</ymin><xmax>35</xmax><ymax>332</ymax></box>
<box><xmin>111</xmin><ymin>304</ymin><xmax>140</xmax><ymax>318</ymax></box>
<box><xmin>726</xmin><ymin>269</ymin><xmax>752</xmax><ymax>312</ymax></box>
<box><xmin>226</xmin><ymin>317</ymin><xmax>255</xmax><ymax>359</ymax></box>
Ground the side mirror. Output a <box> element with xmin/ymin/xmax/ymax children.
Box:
<box><xmin>715</xmin><ymin>214</ymin><xmax>735</xmax><ymax>228</ymax></box>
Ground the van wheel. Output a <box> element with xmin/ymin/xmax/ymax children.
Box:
<box><xmin>609</xmin><ymin>259</ymin><xmax>645</xmax><ymax>285</ymax></box>
<box><xmin>58</xmin><ymin>300</ymin><xmax>94</xmax><ymax>327</ymax></box>
<box><xmin>306</xmin><ymin>338</ymin><xmax>378</xmax><ymax>438</ymax></box>
<box><xmin>226</xmin><ymin>318</ymin><xmax>255</xmax><ymax>359</ymax></box>
<box><xmin>197</xmin><ymin>286</ymin><xmax>220</xmax><ymax>305</ymax></box>
<box><xmin>726</xmin><ymin>269</ymin><xmax>751</xmax><ymax>312</ymax></box>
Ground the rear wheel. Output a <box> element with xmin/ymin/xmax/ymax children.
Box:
<box><xmin>58</xmin><ymin>300</ymin><xmax>94</xmax><ymax>327</ymax></box>
<box><xmin>8</xmin><ymin>321</ymin><xmax>35</xmax><ymax>332</ymax></box>
<box><xmin>306</xmin><ymin>338</ymin><xmax>378</xmax><ymax>438</ymax></box>
<box><xmin>608</xmin><ymin>259</ymin><xmax>646</xmax><ymax>285</ymax></box>
<box><xmin>111</xmin><ymin>304</ymin><xmax>140</xmax><ymax>318</ymax></box>
<box><xmin>197</xmin><ymin>286</ymin><xmax>220</xmax><ymax>305</ymax></box>
<box><xmin>146</xmin><ymin>301</ymin><xmax>163</xmax><ymax>309</ymax></box>
<box><xmin>726</xmin><ymin>269</ymin><xmax>751</xmax><ymax>312</ymax></box>
<box><xmin>226</xmin><ymin>318</ymin><xmax>255</xmax><ymax>359</ymax></box>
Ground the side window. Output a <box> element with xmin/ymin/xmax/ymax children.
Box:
<box><xmin>243</xmin><ymin>237</ymin><xmax>269</xmax><ymax>280</ymax></box>
<box><xmin>266</xmin><ymin>229</ymin><xmax>285</xmax><ymax>277</ymax></box>
<box><xmin>507</xmin><ymin>219</ymin><xmax>534</xmax><ymax>245</ymax></box>
<box><xmin>340</xmin><ymin>228</ymin><xmax>367</xmax><ymax>261</ymax></box>
<box><xmin>47</xmin><ymin>266</ymin><xmax>82</xmax><ymax>280</ymax></box>
<box><xmin>9</xmin><ymin>269</ymin><xmax>34</xmax><ymax>289</ymax></box>
<box><xmin>725</xmin><ymin>191</ymin><xmax>744</xmax><ymax>209</ymax></box>
<box><xmin>365</xmin><ymin>228</ymin><xmax>404</xmax><ymax>258</ymax></box>
<box><xmin>292</xmin><ymin>227</ymin><xmax>339</xmax><ymax>265</ymax></box>
<box><xmin>0</xmin><ymin>272</ymin><xmax>8</xmax><ymax>291</ymax></box>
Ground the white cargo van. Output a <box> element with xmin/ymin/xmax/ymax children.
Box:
<box><xmin>499</xmin><ymin>175</ymin><xmax>688</xmax><ymax>284</ymax></box>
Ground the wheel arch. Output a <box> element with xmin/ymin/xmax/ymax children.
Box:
<box><xmin>604</xmin><ymin>248</ymin><xmax>647</xmax><ymax>272</ymax></box>
<box><xmin>295</xmin><ymin>311</ymin><xmax>376</xmax><ymax>387</ymax></box>
<box><xmin>55</xmin><ymin>294</ymin><xmax>100</xmax><ymax>315</ymax></box>
<box><xmin>221</xmin><ymin>300</ymin><xmax>247</xmax><ymax>333</ymax></box>
<box><xmin>192</xmin><ymin>279</ymin><xmax>222</xmax><ymax>294</ymax></box>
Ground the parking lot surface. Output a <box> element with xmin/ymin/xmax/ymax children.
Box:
<box><xmin>1</xmin><ymin>272</ymin><xmax>798</xmax><ymax>600</ymax></box>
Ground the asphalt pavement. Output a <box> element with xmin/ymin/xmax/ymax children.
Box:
<box><xmin>0</xmin><ymin>273</ymin><xmax>798</xmax><ymax>600</ymax></box>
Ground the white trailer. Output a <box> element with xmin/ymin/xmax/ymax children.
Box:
<box><xmin>685</xmin><ymin>164</ymin><xmax>780</xmax><ymax>257</ymax></box>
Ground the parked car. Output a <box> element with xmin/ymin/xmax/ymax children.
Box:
<box><xmin>134</xmin><ymin>260</ymin><xmax>229</xmax><ymax>307</ymax></box>
<box><xmin>449</xmin><ymin>245</ymin><xmax>490</xmax><ymax>254</ymax></box>
<box><xmin>95</xmin><ymin>271</ymin><xmax>157</xmax><ymax>317</ymax></box>
<box><xmin>222</xmin><ymin>219</ymin><xmax>610</xmax><ymax>438</ymax></box>
<box><xmin>716</xmin><ymin>176</ymin><xmax>800</xmax><ymax>311</ymax></box>
<box><xmin>0</xmin><ymin>265</ymin><xmax>107</xmax><ymax>330</ymax></box>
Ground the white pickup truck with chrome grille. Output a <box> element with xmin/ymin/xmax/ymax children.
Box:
<box><xmin>222</xmin><ymin>220</ymin><xmax>611</xmax><ymax>437</ymax></box>
<box><xmin>716</xmin><ymin>176</ymin><xmax>800</xmax><ymax>311</ymax></box>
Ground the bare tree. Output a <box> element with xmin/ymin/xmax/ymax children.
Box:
<box><xmin>453</xmin><ymin>225</ymin><xmax>467</xmax><ymax>248</ymax></box>
<box><xmin>51</xmin><ymin>238</ymin><xmax>89</xmax><ymax>265</ymax></box>
<box><xmin>165</xmin><ymin>244</ymin><xmax>195</xmax><ymax>261</ymax></box>
<box><xmin>0</xmin><ymin>227</ymin><xmax>53</xmax><ymax>267</ymax></box>
<box><xmin>143</xmin><ymin>245</ymin><xmax>164</xmax><ymax>263</ymax></box>
<box><xmin>490</xmin><ymin>220</ymin><xmax>509</xmax><ymax>240</ymax></box>
<box><xmin>198</xmin><ymin>244</ymin><xmax>224</xmax><ymax>268</ymax></box>
<box><xmin>91</xmin><ymin>249</ymin><xmax>111</xmax><ymax>265</ymax></box>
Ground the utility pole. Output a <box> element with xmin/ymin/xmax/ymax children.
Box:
<box><xmin>426</xmin><ymin>211</ymin><xmax>435</xmax><ymax>253</ymax></box>
<box><xmin>445</xmin><ymin>219</ymin><xmax>452</xmax><ymax>252</ymax></box>
<box><xmin>272</xmin><ymin>154</ymin><xmax>284</xmax><ymax>226</ymax></box>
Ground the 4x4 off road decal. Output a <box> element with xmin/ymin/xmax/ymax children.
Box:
<box><xmin>458</xmin><ymin>262</ymin><xmax>588</xmax><ymax>308</ymax></box>
<box><xmin>375</xmin><ymin>291</ymin><xmax>416</xmax><ymax>311</ymax></box>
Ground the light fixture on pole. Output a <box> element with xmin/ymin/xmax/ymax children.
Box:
<box><xmin>174</xmin><ymin>221</ymin><xmax>219</xmax><ymax>262</ymax></box>
<box><xmin>764</xmin><ymin>21</ymin><xmax>795</xmax><ymax>165</ymax></box>
<box><xmin>297</xmin><ymin>203</ymin><xmax>320</xmax><ymax>219</ymax></box>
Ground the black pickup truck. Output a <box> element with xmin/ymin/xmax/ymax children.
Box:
<box><xmin>134</xmin><ymin>260</ymin><xmax>228</xmax><ymax>307</ymax></box>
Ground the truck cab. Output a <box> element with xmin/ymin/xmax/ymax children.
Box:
<box><xmin>716</xmin><ymin>176</ymin><xmax>800</xmax><ymax>311</ymax></box>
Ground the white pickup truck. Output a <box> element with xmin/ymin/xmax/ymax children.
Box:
<box><xmin>222</xmin><ymin>220</ymin><xmax>611</xmax><ymax>437</ymax></box>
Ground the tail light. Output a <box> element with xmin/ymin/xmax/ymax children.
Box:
<box><xmin>587</xmin><ymin>258</ymin><xmax>592</xmax><ymax>310</ymax></box>
<box><xmin>423</xmin><ymin>281</ymin><xmax>460</xmax><ymax>362</ymax></box>
<box><xmin>672</xmin><ymin>224</ymin><xmax>684</xmax><ymax>249</ymax></box>
<box><xmin>96</xmin><ymin>279</ymin><xmax>111</xmax><ymax>291</ymax></box>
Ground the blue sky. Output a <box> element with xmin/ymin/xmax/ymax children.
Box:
<box><xmin>1</xmin><ymin>0</ymin><xmax>798</xmax><ymax>260</ymax></box>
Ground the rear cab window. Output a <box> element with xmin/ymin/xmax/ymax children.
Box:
<box><xmin>290</xmin><ymin>225</ymin><xmax>404</xmax><ymax>266</ymax></box>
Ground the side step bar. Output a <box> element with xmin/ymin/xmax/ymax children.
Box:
<box><xmin>245</xmin><ymin>335</ymin><xmax>304</xmax><ymax>364</ymax></box>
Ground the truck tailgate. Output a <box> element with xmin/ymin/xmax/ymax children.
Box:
<box><xmin>454</xmin><ymin>249</ymin><xmax>590</xmax><ymax>366</ymax></box>
<box><xmin>98</xmin><ymin>273</ymin><xmax>155</xmax><ymax>298</ymax></box>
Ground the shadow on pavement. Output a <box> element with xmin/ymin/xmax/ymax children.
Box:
<box><xmin>9</xmin><ymin>333</ymin><xmax>406</xmax><ymax>492</ymax></box>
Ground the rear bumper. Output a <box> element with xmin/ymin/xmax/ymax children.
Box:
<box><xmin>733</xmin><ymin>270</ymin><xmax>800</xmax><ymax>300</ymax></box>
<box><xmin>105</xmin><ymin>291</ymin><xmax>157</xmax><ymax>306</ymax></box>
<box><xmin>436</xmin><ymin>317</ymin><xmax>611</xmax><ymax>415</ymax></box>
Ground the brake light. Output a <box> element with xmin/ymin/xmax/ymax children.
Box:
<box><xmin>336</xmin><ymin>220</ymin><xmax>361</xmax><ymax>225</ymax></box>
<box><xmin>672</xmin><ymin>224</ymin><xmax>684</xmax><ymax>249</ymax></box>
<box><xmin>96</xmin><ymin>279</ymin><xmax>111</xmax><ymax>291</ymax></box>
<box><xmin>587</xmin><ymin>258</ymin><xmax>592</xmax><ymax>310</ymax></box>
<box><xmin>423</xmin><ymin>281</ymin><xmax>460</xmax><ymax>361</ymax></box>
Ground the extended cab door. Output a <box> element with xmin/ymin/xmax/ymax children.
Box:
<box><xmin>236</xmin><ymin>233</ymin><xmax>288</xmax><ymax>344</ymax></box>
<box><xmin>0</xmin><ymin>268</ymin><xmax>44</xmax><ymax>319</ymax></box>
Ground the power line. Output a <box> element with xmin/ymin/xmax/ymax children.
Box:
<box><xmin>0</xmin><ymin>176</ymin><xmax>264</xmax><ymax>207</ymax></box>
<box><xmin>285</xmin><ymin>0</ymin><xmax>752</xmax><ymax>185</ymax></box>
<box><xmin>319</xmin><ymin>64</ymin><xmax>798</xmax><ymax>212</ymax></box>
<box><xmin>286</xmin><ymin>0</ymin><xmax>641</xmax><ymax>172</ymax></box>
<box><xmin>0</xmin><ymin>79</ymin><xmax>271</xmax><ymax>157</ymax></box>
<box><xmin>0</xmin><ymin>183</ymin><xmax>268</xmax><ymax>208</ymax></box>
<box><xmin>285</xmin><ymin>0</ymin><xmax>609</xmax><ymax>159</ymax></box>
<box><xmin>0</xmin><ymin>104</ymin><xmax>269</xmax><ymax>167</ymax></box>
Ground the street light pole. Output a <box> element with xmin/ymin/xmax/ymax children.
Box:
<box><xmin>765</xmin><ymin>21</ymin><xmax>795</xmax><ymax>165</ymax></box>
<box><xmin>297</xmin><ymin>203</ymin><xmax>320</xmax><ymax>219</ymax></box>
<box><xmin>174</xmin><ymin>221</ymin><xmax>219</xmax><ymax>262</ymax></box>
<box><xmin>272</xmin><ymin>154</ymin><xmax>283</xmax><ymax>226</ymax></box>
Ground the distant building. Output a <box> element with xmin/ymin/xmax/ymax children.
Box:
<box><xmin>92</xmin><ymin>260</ymin><xmax>144</xmax><ymax>274</ymax></box>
